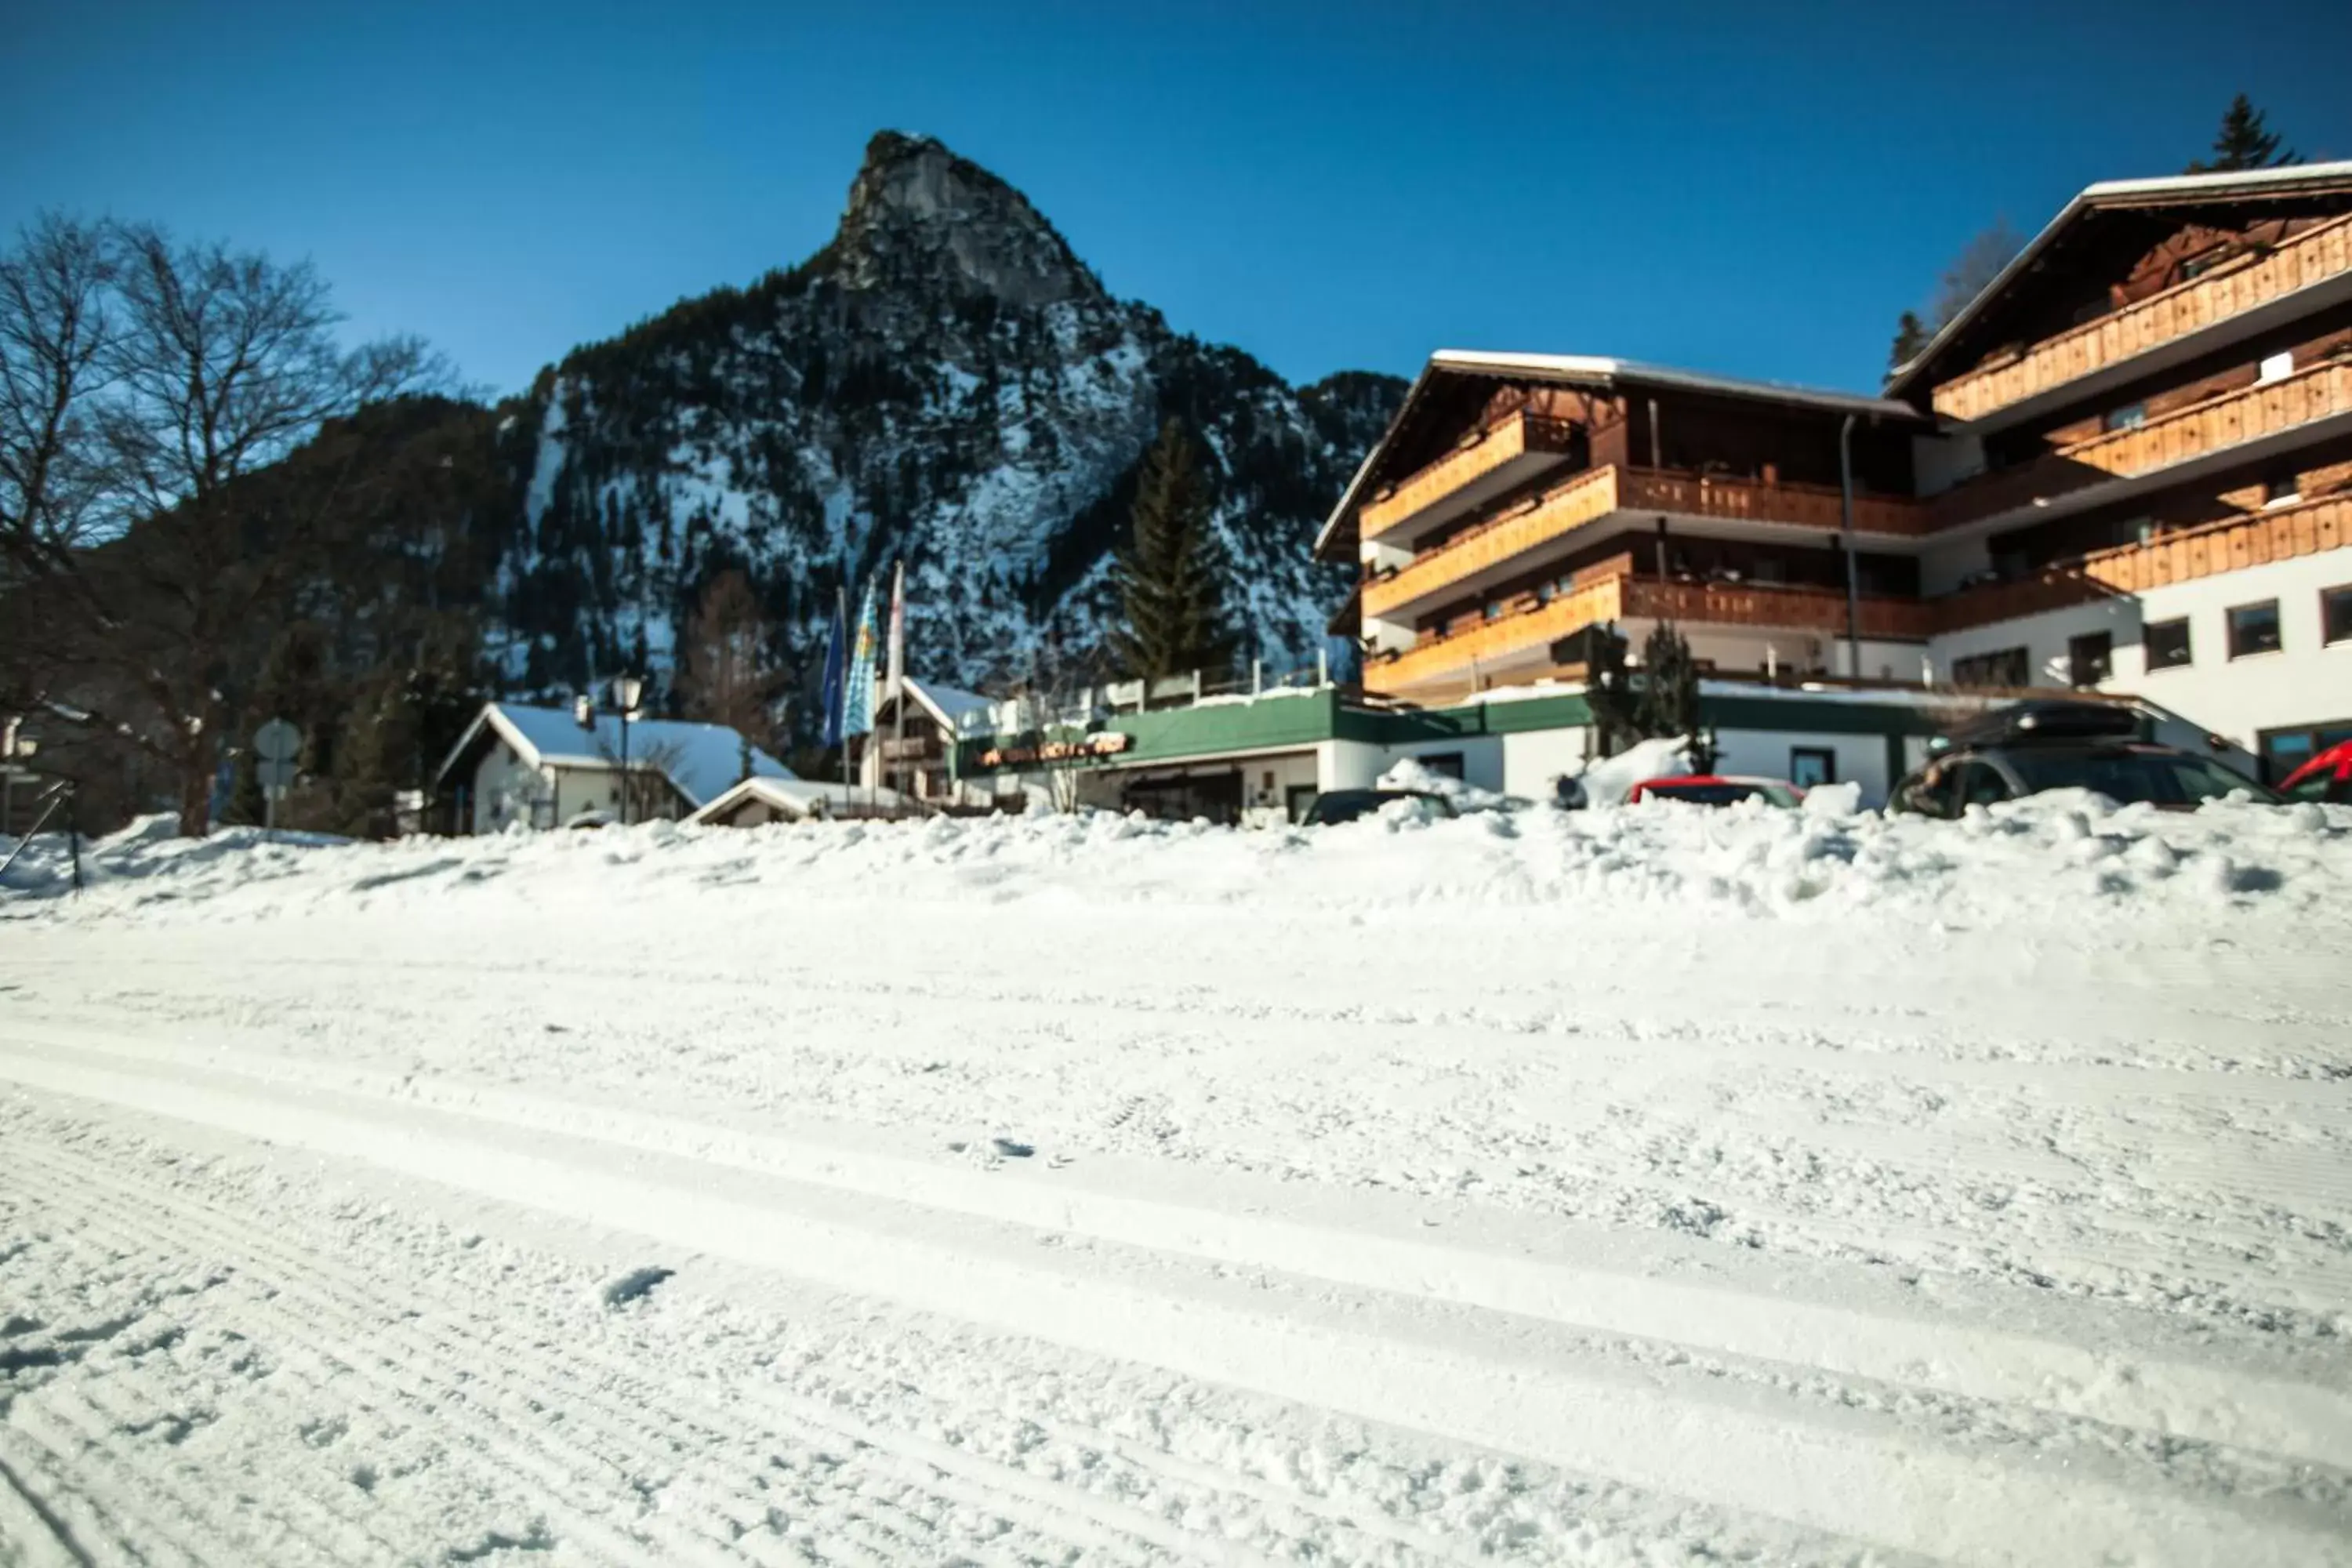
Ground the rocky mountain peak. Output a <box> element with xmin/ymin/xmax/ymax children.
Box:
<box><xmin>831</xmin><ymin>130</ymin><xmax>1105</xmax><ymax>310</ymax></box>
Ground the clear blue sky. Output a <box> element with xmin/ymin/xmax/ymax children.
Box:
<box><xmin>8</xmin><ymin>0</ymin><xmax>2347</xmax><ymax>401</ymax></box>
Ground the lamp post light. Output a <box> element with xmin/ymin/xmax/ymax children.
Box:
<box><xmin>610</xmin><ymin>675</ymin><xmax>644</xmax><ymax>825</ymax></box>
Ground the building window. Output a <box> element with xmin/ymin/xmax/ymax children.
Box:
<box><xmin>2259</xmin><ymin>721</ymin><xmax>2352</xmax><ymax>786</ymax></box>
<box><xmin>2103</xmin><ymin>403</ymin><xmax>2146</xmax><ymax>434</ymax></box>
<box><xmin>2263</xmin><ymin>468</ymin><xmax>2302</xmax><ymax>506</ymax></box>
<box><xmin>2180</xmin><ymin>250</ymin><xmax>2228</xmax><ymax>281</ymax></box>
<box><xmin>1951</xmin><ymin>647</ymin><xmax>2030</xmax><ymax>689</ymax></box>
<box><xmin>1417</xmin><ymin>752</ymin><xmax>1465</xmax><ymax>779</ymax></box>
<box><xmin>2068</xmin><ymin>630</ymin><xmax>2114</xmax><ymax>688</ymax></box>
<box><xmin>1483</xmin><ymin>599</ymin><xmax>1505</xmax><ymax>622</ymax></box>
<box><xmin>2258</xmin><ymin>350</ymin><xmax>2296</xmax><ymax>384</ymax></box>
<box><xmin>2325</xmin><ymin>584</ymin><xmax>2352</xmax><ymax>646</ymax></box>
<box><xmin>1533</xmin><ymin>580</ymin><xmax>1553</xmax><ymax>606</ymax></box>
<box><xmin>2227</xmin><ymin>600</ymin><xmax>2282</xmax><ymax>659</ymax></box>
<box><xmin>2144</xmin><ymin>617</ymin><xmax>2194</xmax><ymax>670</ymax></box>
<box><xmin>1789</xmin><ymin>748</ymin><xmax>1835</xmax><ymax>789</ymax></box>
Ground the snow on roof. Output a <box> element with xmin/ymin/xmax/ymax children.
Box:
<box><xmin>440</xmin><ymin>703</ymin><xmax>795</xmax><ymax>808</ymax></box>
<box><xmin>1316</xmin><ymin>350</ymin><xmax>1921</xmax><ymax>558</ymax></box>
<box><xmin>686</xmin><ymin>775</ymin><xmax>907</xmax><ymax>824</ymax></box>
<box><xmin>1886</xmin><ymin>159</ymin><xmax>2352</xmax><ymax>396</ymax></box>
<box><xmin>901</xmin><ymin>677</ymin><xmax>993</xmax><ymax>729</ymax></box>
<box><xmin>1426</xmin><ymin>350</ymin><xmax>1922</xmax><ymax>419</ymax></box>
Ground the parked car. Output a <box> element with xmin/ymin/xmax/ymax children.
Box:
<box><xmin>1300</xmin><ymin>788</ymin><xmax>1460</xmax><ymax>826</ymax></box>
<box><xmin>1891</xmin><ymin>700</ymin><xmax>2281</xmax><ymax>816</ymax></box>
<box><xmin>1626</xmin><ymin>775</ymin><xmax>1805</xmax><ymax>808</ymax></box>
<box><xmin>2276</xmin><ymin>740</ymin><xmax>2352</xmax><ymax>804</ymax></box>
<box><xmin>564</xmin><ymin>808</ymin><xmax>615</xmax><ymax>829</ymax></box>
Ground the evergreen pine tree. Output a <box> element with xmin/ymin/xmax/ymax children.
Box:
<box><xmin>1888</xmin><ymin>310</ymin><xmax>1930</xmax><ymax>376</ymax></box>
<box><xmin>2187</xmin><ymin>94</ymin><xmax>2298</xmax><ymax>173</ymax></box>
<box><xmin>1108</xmin><ymin>419</ymin><xmax>1235</xmax><ymax>683</ymax></box>
<box><xmin>1581</xmin><ymin>626</ymin><xmax>1639</xmax><ymax>757</ymax></box>
<box><xmin>1635</xmin><ymin>622</ymin><xmax>1704</xmax><ymax>750</ymax></box>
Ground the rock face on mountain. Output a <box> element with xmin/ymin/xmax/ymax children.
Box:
<box><xmin>488</xmin><ymin>131</ymin><xmax>1404</xmax><ymax>712</ymax></box>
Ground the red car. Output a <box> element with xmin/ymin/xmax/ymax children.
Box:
<box><xmin>1626</xmin><ymin>774</ymin><xmax>1806</xmax><ymax>808</ymax></box>
<box><xmin>2278</xmin><ymin>741</ymin><xmax>2352</xmax><ymax>804</ymax></box>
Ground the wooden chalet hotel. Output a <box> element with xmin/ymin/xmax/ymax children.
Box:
<box><xmin>1321</xmin><ymin>160</ymin><xmax>2352</xmax><ymax>779</ymax></box>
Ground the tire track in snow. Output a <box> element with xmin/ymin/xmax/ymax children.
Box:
<box><xmin>6</xmin><ymin>1044</ymin><xmax>2347</xmax><ymax>1565</ymax></box>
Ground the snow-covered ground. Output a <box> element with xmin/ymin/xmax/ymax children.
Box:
<box><xmin>3</xmin><ymin>797</ymin><xmax>2350</xmax><ymax>1566</ymax></box>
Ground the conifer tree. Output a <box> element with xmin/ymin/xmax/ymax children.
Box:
<box><xmin>2187</xmin><ymin>94</ymin><xmax>2299</xmax><ymax>173</ymax></box>
<box><xmin>1108</xmin><ymin>419</ymin><xmax>1234</xmax><ymax>683</ymax></box>
<box><xmin>1635</xmin><ymin>622</ymin><xmax>1707</xmax><ymax>767</ymax></box>
<box><xmin>1888</xmin><ymin>310</ymin><xmax>1930</xmax><ymax>376</ymax></box>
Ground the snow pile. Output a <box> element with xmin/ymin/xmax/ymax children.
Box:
<box><xmin>1570</xmin><ymin>736</ymin><xmax>1694</xmax><ymax>805</ymax></box>
<box><xmin>6</xmin><ymin>793</ymin><xmax>2347</xmax><ymax>931</ymax></box>
<box><xmin>1375</xmin><ymin>756</ymin><xmax>1512</xmax><ymax>812</ymax></box>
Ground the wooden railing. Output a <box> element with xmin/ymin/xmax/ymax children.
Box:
<box><xmin>1359</xmin><ymin>411</ymin><xmax>1580</xmax><ymax>542</ymax></box>
<box><xmin>1929</xmin><ymin>493</ymin><xmax>2351</xmax><ymax>632</ymax></box>
<box><xmin>1616</xmin><ymin>467</ymin><xmax>1929</xmax><ymax>536</ymax></box>
<box><xmin>1363</xmin><ymin>466</ymin><xmax>1621</xmax><ymax>619</ymax></box>
<box><xmin>1933</xmin><ymin>213</ymin><xmax>2352</xmax><ymax>422</ymax></box>
<box><xmin>1362</xmin><ymin>464</ymin><xmax>1924</xmax><ymax>622</ymax></box>
<box><xmin>2054</xmin><ymin>357</ymin><xmax>2352</xmax><ymax>479</ymax></box>
<box><xmin>1620</xmin><ymin>578</ymin><xmax>1935</xmax><ymax>639</ymax></box>
<box><xmin>1374</xmin><ymin>576</ymin><xmax>1626</xmax><ymax>691</ymax></box>
<box><xmin>1371</xmin><ymin>570</ymin><xmax>1939</xmax><ymax>693</ymax></box>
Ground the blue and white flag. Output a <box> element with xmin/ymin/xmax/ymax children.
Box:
<box><xmin>819</xmin><ymin>590</ymin><xmax>848</xmax><ymax>750</ymax></box>
<box><xmin>841</xmin><ymin>578</ymin><xmax>880</xmax><ymax>738</ymax></box>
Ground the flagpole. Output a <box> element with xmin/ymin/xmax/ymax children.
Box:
<box><xmin>888</xmin><ymin>561</ymin><xmax>907</xmax><ymax>820</ymax></box>
<box><xmin>837</xmin><ymin>584</ymin><xmax>851</xmax><ymax>793</ymax></box>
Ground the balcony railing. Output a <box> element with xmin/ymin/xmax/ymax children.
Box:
<box><xmin>1364</xmin><ymin>466</ymin><xmax>1621</xmax><ymax>620</ymax></box>
<box><xmin>1370</xmin><ymin>571</ymin><xmax>1933</xmax><ymax>694</ymax></box>
<box><xmin>1930</xmin><ymin>492</ymin><xmax>2352</xmax><ymax>632</ymax></box>
<box><xmin>1374</xmin><ymin>575</ymin><xmax>1627</xmax><ymax>692</ymax></box>
<box><xmin>1933</xmin><ymin>213</ymin><xmax>2352</xmax><ymax>423</ymax></box>
<box><xmin>1358</xmin><ymin>410</ymin><xmax>1581</xmax><ymax>543</ymax></box>
<box><xmin>2054</xmin><ymin>357</ymin><xmax>2352</xmax><ymax>480</ymax></box>
<box><xmin>877</xmin><ymin>735</ymin><xmax>942</xmax><ymax>761</ymax></box>
<box><xmin>1619</xmin><ymin>577</ymin><xmax>1935</xmax><ymax>639</ymax></box>
<box><xmin>1361</xmin><ymin>464</ymin><xmax>1926</xmax><ymax>623</ymax></box>
<box><xmin>1615</xmin><ymin>467</ymin><xmax>1929</xmax><ymax>536</ymax></box>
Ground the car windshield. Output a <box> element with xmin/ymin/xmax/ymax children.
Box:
<box><xmin>1645</xmin><ymin>782</ymin><xmax>1778</xmax><ymax>807</ymax></box>
<box><xmin>2004</xmin><ymin>746</ymin><xmax>2282</xmax><ymax>806</ymax></box>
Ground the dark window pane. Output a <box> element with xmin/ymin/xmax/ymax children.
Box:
<box><xmin>2068</xmin><ymin>631</ymin><xmax>2113</xmax><ymax>688</ymax></box>
<box><xmin>2144</xmin><ymin>619</ymin><xmax>2193</xmax><ymax>670</ymax></box>
<box><xmin>2227</xmin><ymin>601</ymin><xmax>2281</xmax><ymax>659</ymax></box>
<box><xmin>2324</xmin><ymin>586</ymin><xmax>2352</xmax><ymax>646</ymax></box>
<box><xmin>1790</xmin><ymin>748</ymin><xmax>1835</xmax><ymax>789</ymax></box>
<box><xmin>1953</xmin><ymin>648</ymin><xmax>2030</xmax><ymax>688</ymax></box>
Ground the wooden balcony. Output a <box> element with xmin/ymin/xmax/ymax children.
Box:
<box><xmin>1933</xmin><ymin>213</ymin><xmax>2352</xmax><ymax>423</ymax></box>
<box><xmin>1363</xmin><ymin>466</ymin><xmax>1621</xmax><ymax>620</ymax></box>
<box><xmin>1615</xmin><ymin>467</ymin><xmax>1929</xmax><ymax>536</ymax></box>
<box><xmin>1373</xmin><ymin>575</ymin><xmax>1626</xmax><ymax>695</ymax></box>
<box><xmin>1361</xmin><ymin>465</ymin><xmax>1926</xmax><ymax>623</ymax></box>
<box><xmin>1358</xmin><ymin>410</ymin><xmax>1581</xmax><ymax>545</ymax></box>
<box><xmin>1929</xmin><ymin>492</ymin><xmax>2351</xmax><ymax>632</ymax></box>
<box><xmin>877</xmin><ymin>735</ymin><xmax>942</xmax><ymax>762</ymax></box>
<box><xmin>1619</xmin><ymin>578</ymin><xmax>1934</xmax><ymax>640</ymax></box>
<box><xmin>1369</xmin><ymin>571</ymin><xmax>1933</xmax><ymax>696</ymax></box>
<box><xmin>2053</xmin><ymin>357</ymin><xmax>2352</xmax><ymax>480</ymax></box>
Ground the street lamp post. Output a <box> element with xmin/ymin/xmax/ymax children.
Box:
<box><xmin>610</xmin><ymin>675</ymin><xmax>644</xmax><ymax>825</ymax></box>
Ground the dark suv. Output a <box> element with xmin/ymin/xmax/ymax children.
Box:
<box><xmin>1891</xmin><ymin>701</ymin><xmax>2281</xmax><ymax>817</ymax></box>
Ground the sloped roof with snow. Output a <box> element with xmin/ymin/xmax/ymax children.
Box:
<box><xmin>1885</xmin><ymin>159</ymin><xmax>2352</xmax><ymax>398</ymax></box>
<box><xmin>437</xmin><ymin>703</ymin><xmax>795</xmax><ymax>808</ymax></box>
<box><xmin>1314</xmin><ymin>350</ymin><xmax>1920</xmax><ymax>561</ymax></box>
<box><xmin>686</xmin><ymin>775</ymin><xmax>907</xmax><ymax>824</ymax></box>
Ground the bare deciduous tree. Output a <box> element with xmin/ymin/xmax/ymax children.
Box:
<box><xmin>676</xmin><ymin>568</ymin><xmax>782</xmax><ymax>753</ymax></box>
<box><xmin>0</xmin><ymin>214</ymin><xmax>447</xmax><ymax>835</ymax></box>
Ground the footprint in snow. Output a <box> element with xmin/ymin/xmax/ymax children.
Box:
<box><xmin>598</xmin><ymin>1266</ymin><xmax>674</xmax><ymax>1308</ymax></box>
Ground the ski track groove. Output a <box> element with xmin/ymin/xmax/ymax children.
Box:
<box><xmin>8</xmin><ymin>1018</ymin><xmax>2350</xmax><ymax>1478</ymax></box>
<box><xmin>4</xmin><ymin>1142</ymin><xmax>771</xmax><ymax>1568</ymax></box>
<box><xmin>4</xmin><ymin>1135</ymin><xmax>1278</xmax><ymax>1568</ymax></box>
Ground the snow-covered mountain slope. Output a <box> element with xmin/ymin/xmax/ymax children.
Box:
<box><xmin>485</xmin><ymin>131</ymin><xmax>1403</xmax><ymax>703</ymax></box>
